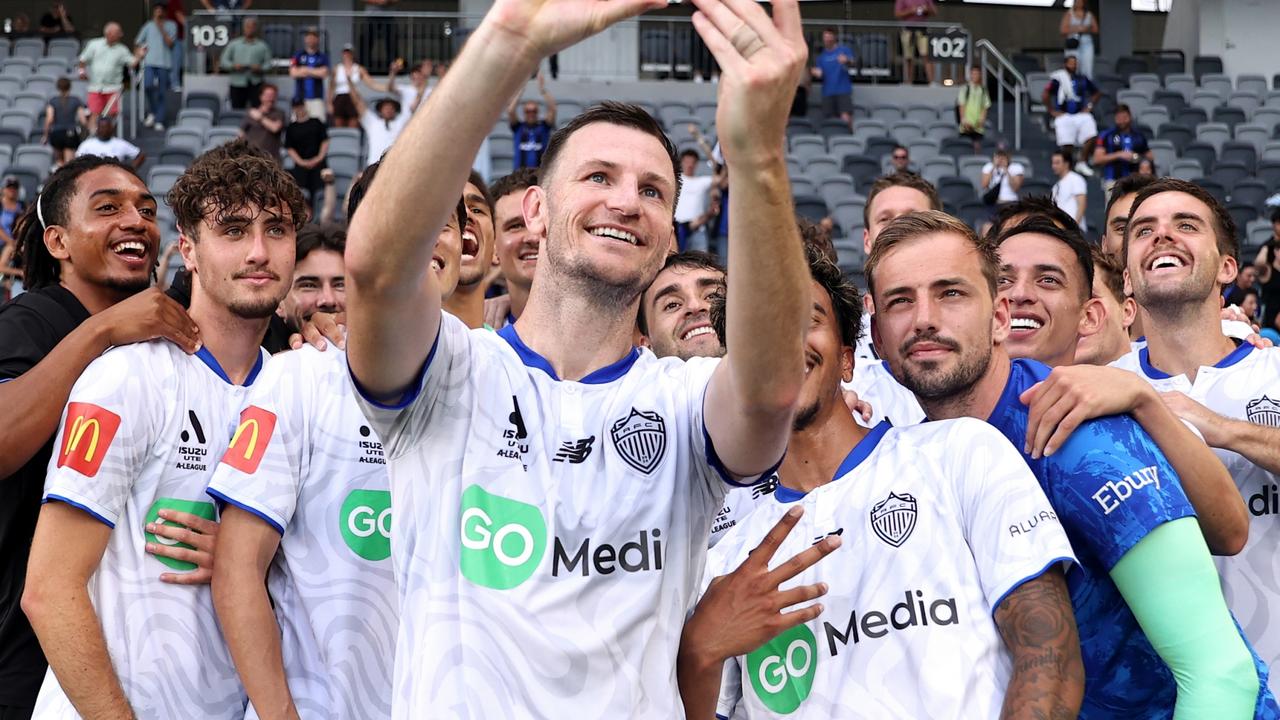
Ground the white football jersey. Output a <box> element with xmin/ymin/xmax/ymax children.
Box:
<box><xmin>711</xmin><ymin>419</ymin><xmax>1075</xmax><ymax>720</ymax></box>
<box><xmin>846</xmin><ymin>360</ymin><xmax>926</xmax><ymax>429</ymax></box>
<box><xmin>1112</xmin><ymin>343</ymin><xmax>1280</xmax><ymax>689</ymax></box>
<box><xmin>351</xmin><ymin>314</ymin><xmax>770</xmax><ymax>718</ymax></box>
<box><xmin>205</xmin><ymin>347</ymin><xmax>396</xmax><ymax>719</ymax></box>
<box><xmin>37</xmin><ymin>343</ymin><xmax>261</xmax><ymax>719</ymax></box>
<box><xmin>710</xmin><ymin>476</ymin><xmax>780</xmax><ymax>547</ymax></box>
<box><xmin>854</xmin><ymin>314</ymin><xmax>876</xmax><ymax>362</ymax></box>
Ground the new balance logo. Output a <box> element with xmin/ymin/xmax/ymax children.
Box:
<box><xmin>812</xmin><ymin>528</ymin><xmax>843</xmax><ymax>546</ymax></box>
<box><xmin>553</xmin><ymin>436</ymin><xmax>595</xmax><ymax>464</ymax></box>
<box><xmin>752</xmin><ymin>475</ymin><xmax>779</xmax><ymax>499</ymax></box>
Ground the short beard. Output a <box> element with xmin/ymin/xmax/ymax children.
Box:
<box><xmin>899</xmin><ymin>343</ymin><xmax>992</xmax><ymax>401</ymax></box>
<box><xmin>546</xmin><ymin>250</ymin><xmax>649</xmax><ymax>310</ymax></box>
<box><xmin>792</xmin><ymin>400</ymin><xmax>820</xmax><ymax>432</ymax></box>
<box><xmin>228</xmin><ymin>295</ymin><xmax>285</xmax><ymax>320</ymax></box>
<box><xmin>457</xmin><ymin>264</ymin><xmax>484</xmax><ymax>287</ymax></box>
<box><xmin>1135</xmin><ymin>269</ymin><xmax>1216</xmax><ymax>321</ymax></box>
<box><xmin>103</xmin><ymin>275</ymin><xmax>153</xmax><ymax>296</ymax></box>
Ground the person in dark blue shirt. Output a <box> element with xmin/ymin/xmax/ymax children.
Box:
<box><xmin>290</xmin><ymin>28</ymin><xmax>330</xmax><ymax>122</ymax></box>
<box><xmin>1044</xmin><ymin>55</ymin><xmax>1101</xmax><ymax>177</ymax></box>
<box><xmin>810</xmin><ymin>28</ymin><xmax>855</xmax><ymax>129</ymax></box>
<box><xmin>507</xmin><ymin>72</ymin><xmax>558</xmax><ymax>169</ymax></box>
<box><xmin>1092</xmin><ymin>104</ymin><xmax>1153</xmax><ymax>193</ymax></box>
<box><xmin>865</xmin><ymin>209</ymin><xmax>1279</xmax><ymax>719</ymax></box>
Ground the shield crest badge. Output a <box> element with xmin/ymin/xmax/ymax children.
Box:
<box><xmin>870</xmin><ymin>492</ymin><xmax>917</xmax><ymax>548</ymax></box>
<box><xmin>1246</xmin><ymin>396</ymin><xmax>1280</xmax><ymax>428</ymax></box>
<box><xmin>610</xmin><ymin>408</ymin><xmax>667</xmax><ymax>475</ymax></box>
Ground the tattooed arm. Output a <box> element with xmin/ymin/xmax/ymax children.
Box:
<box><xmin>993</xmin><ymin>568</ymin><xmax>1084</xmax><ymax>720</ymax></box>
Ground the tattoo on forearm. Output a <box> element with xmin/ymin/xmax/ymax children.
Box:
<box><xmin>995</xmin><ymin>571</ymin><xmax>1084</xmax><ymax>720</ymax></box>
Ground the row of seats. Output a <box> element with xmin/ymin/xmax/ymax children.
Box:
<box><xmin>0</xmin><ymin>37</ymin><xmax>80</xmax><ymax>64</ymax></box>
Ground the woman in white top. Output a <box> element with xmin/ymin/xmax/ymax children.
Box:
<box><xmin>329</xmin><ymin>44</ymin><xmax>365</xmax><ymax>128</ymax></box>
<box><xmin>1060</xmin><ymin>2</ymin><xmax>1098</xmax><ymax>80</ymax></box>
<box><xmin>981</xmin><ymin>149</ymin><xmax>1025</xmax><ymax>208</ymax></box>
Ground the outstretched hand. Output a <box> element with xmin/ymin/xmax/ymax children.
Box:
<box><xmin>485</xmin><ymin>0</ymin><xmax>669</xmax><ymax>62</ymax></box>
<box><xmin>690</xmin><ymin>0</ymin><xmax>807</xmax><ymax>164</ymax></box>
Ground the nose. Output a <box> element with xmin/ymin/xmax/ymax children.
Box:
<box><xmin>244</xmin><ymin>228</ymin><xmax>270</xmax><ymax>266</ymax></box>
<box><xmin>118</xmin><ymin>202</ymin><xmax>149</xmax><ymax>230</ymax></box>
<box><xmin>317</xmin><ymin>283</ymin><xmax>339</xmax><ymax>311</ymax></box>
<box><xmin>911</xmin><ymin>295</ymin><xmax>941</xmax><ymax>337</ymax></box>
<box><xmin>1005</xmin><ymin>273</ymin><xmax>1036</xmax><ymax>305</ymax></box>
<box><xmin>603</xmin><ymin>177</ymin><xmax>642</xmax><ymax>218</ymax></box>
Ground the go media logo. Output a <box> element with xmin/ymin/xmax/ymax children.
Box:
<box><xmin>340</xmin><ymin>489</ymin><xmax>392</xmax><ymax>561</ymax></box>
<box><xmin>459</xmin><ymin>485</ymin><xmax>547</xmax><ymax>590</ymax></box>
<box><xmin>747</xmin><ymin>624</ymin><xmax>818</xmax><ymax>714</ymax></box>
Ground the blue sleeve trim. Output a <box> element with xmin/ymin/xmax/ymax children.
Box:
<box><xmin>717</xmin><ymin>716</ymin><xmax>729</xmax><ymax>720</ymax></box>
<box><xmin>206</xmin><ymin>488</ymin><xmax>285</xmax><ymax>535</ymax></box>
<box><xmin>349</xmin><ymin>322</ymin><xmax>442</xmax><ymax>410</ymax></box>
<box><xmin>703</xmin><ymin>420</ymin><xmax>786</xmax><ymax>489</ymax></box>
<box><xmin>43</xmin><ymin>494</ymin><xmax>115</xmax><ymax>529</ymax></box>
<box><xmin>990</xmin><ymin>556</ymin><xmax>1075</xmax><ymax>620</ymax></box>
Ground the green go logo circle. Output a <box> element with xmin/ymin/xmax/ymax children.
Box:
<box><xmin>458</xmin><ymin>484</ymin><xmax>546</xmax><ymax>590</ymax></box>
<box><xmin>340</xmin><ymin>489</ymin><xmax>392</xmax><ymax>561</ymax></box>
<box><xmin>747</xmin><ymin>623</ymin><xmax>818</xmax><ymax>714</ymax></box>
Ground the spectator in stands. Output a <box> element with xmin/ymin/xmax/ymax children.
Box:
<box><xmin>284</xmin><ymin>97</ymin><xmax>332</xmax><ymax>208</ymax></box>
<box><xmin>890</xmin><ymin>144</ymin><xmax>916</xmax><ymax>174</ymax></box>
<box><xmin>7</xmin><ymin>14</ymin><xmax>35</xmax><ymax>40</ymax></box>
<box><xmin>75</xmin><ymin>116</ymin><xmax>144</xmax><ymax>168</ymax></box>
<box><xmin>0</xmin><ymin>177</ymin><xmax>24</xmax><ymax>247</ymax></box>
<box><xmin>220</xmin><ymin>17</ymin><xmax>272</xmax><ymax>109</ymax></box>
<box><xmin>42</xmin><ymin>77</ymin><xmax>88</xmax><ymax>168</ymax></box>
<box><xmin>811</xmin><ymin>28</ymin><xmax>855</xmax><ymax>129</ymax></box>
<box><xmin>78</xmin><ymin>23</ymin><xmax>145</xmax><ymax>126</ymax></box>
<box><xmin>507</xmin><ymin>71</ymin><xmax>557</xmax><ymax>169</ymax></box>
<box><xmin>240</xmin><ymin>83</ymin><xmax>285</xmax><ymax>158</ymax></box>
<box><xmin>957</xmin><ymin>65</ymin><xmax>990</xmax><ymax>152</ymax></box>
<box><xmin>290</xmin><ymin>28</ymin><xmax>330</xmax><ymax>122</ymax></box>
<box><xmin>1050</xmin><ymin>149</ymin><xmax>1088</xmax><ymax>233</ymax></box>
<box><xmin>981</xmin><ymin>149</ymin><xmax>1024</xmax><ymax>210</ymax></box>
<box><xmin>1224</xmin><ymin>264</ymin><xmax>1259</xmax><ymax>308</ymax></box>
<box><xmin>675</xmin><ymin>149</ymin><xmax>716</xmax><ymax>253</ymax></box>
<box><xmin>1044</xmin><ymin>54</ymin><xmax>1100</xmax><ymax>177</ymax></box>
<box><xmin>491</xmin><ymin>168</ymin><xmax>539</xmax><ymax>327</ymax></box>
<box><xmin>276</xmin><ymin>223</ymin><xmax>346</xmax><ymax>333</ymax></box>
<box><xmin>348</xmin><ymin>77</ymin><xmax>408</xmax><ymax>167</ymax></box>
<box><xmin>1093</xmin><ymin>104</ymin><xmax>1152</xmax><ymax>196</ymax></box>
<box><xmin>1254</xmin><ymin>222</ymin><xmax>1280</xmax><ymax>333</ymax></box>
<box><xmin>363</xmin><ymin>58</ymin><xmax>430</xmax><ymax>115</ymax></box>
<box><xmin>894</xmin><ymin>0</ymin><xmax>936</xmax><ymax>85</ymax></box>
<box><xmin>38</xmin><ymin>2</ymin><xmax>75</xmax><ymax>39</ymax></box>
<box><xmin>1137</xmin><ymin>157</ymin><xmax>1156</xmax><ymax>176</ymax></box>
<box><xmin>1240</xmin><ymin>288</ymin><xmax>1262</xmax><ymax>326</ymax></box>
<box><xmin>328</xmin><ymin>44</ymin><xmax>364</xmax><ymax>129</ymax></box>
<box><xmin>165</xmin><ymin>0</ymin><xmax>186</xmax><ymax>90</ymax></box>
<box><xmin>1060</xmin><ymin>2</ymin><xmax>1098</xmax><ymax>80</ymax></box>
<box><xmin>135</xmin><ymin>2</ymin><xmax>178</xmax><ymax>132</ymax></box>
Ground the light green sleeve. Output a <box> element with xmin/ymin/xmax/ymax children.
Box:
<box><xmin>1110</xmin><ymin>516</ymin><xmax>1260</xmax><ymax>719</ymax></box>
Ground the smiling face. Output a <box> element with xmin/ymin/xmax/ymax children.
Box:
<box><xmin>1126</xmin><ymin>191</ymin><xmax>1236</xmax><ymax>315</ymax></box>
<box><xmin>871</xmin><ymin>232</ymin><xmax>1008</xmax><ymax>402</ymax></box>
<box><xmin>793</xmin><ymin>279</ymin><xmax>854</xmax><ymax>432</ymax></box>
<box><xmin>997</xmin><ymin>231</ymin><xmax>1092</xmax><ymax>367</ymax></box>
<box><xmin>525</xmin><ymin>122</ymin><xmax>677</xmax><ymax>306</ymax></box>
<box><xmin>1102</xmin><ymin>191</ymin><xmax>1138</xmax><ymax>257</ymax></box>
<box><xmin>278</xmin><ymin>248</ymin><xmax>344</xmax><ymax>330</ymax></box>
<box><xmin>640</xmin><ymin>263</ymin><xmax>725</xmax><ymax>360</ymax></box>
<box><xmin>430</xmin><ymin>205</ymin><xmax>463</xmax><ymax>298</ymax></box>
<box><xmin>458</xmin><ymin>181</ymin><xmax>494</xmax><ymax>287</ymax></box>
<box><xmin>495</xmin><ymin>191</ymin><xmax>539</xmax><ymax>291</ymax></box>
<box><xmin>180</xmin><ymin>203</ymin><xmax>296</xmax><ymax>319</ymax></box>
<box><xmin>48</xmin><ymin>166</ymin><xmax>161</xmax><ymax>295</ymax></box>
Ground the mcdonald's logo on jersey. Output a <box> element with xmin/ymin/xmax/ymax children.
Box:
<box><xmin>57</xmin><ymin>402</ymin><xmax>122</xmax><ymax>477</ymax></box>
<box><xmin>220</xmin><ymin>406</ymin><xmax>277</xmax><ymax>474</ymax></box>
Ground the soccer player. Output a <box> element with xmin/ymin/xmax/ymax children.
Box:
<box><xmin>22</xmin><ymin>140</ymin><xmax>305</xmax><ymax>718</ymax></box>
<box><xmin>207</xmin><ymin>177</ymin><xmax>468</xmax><ymax>719</ymax></box>
<box><xmin>442</xmin><ymin>171</ymin><xmax>496</xmax><ymax>329</ymax></box>
<box><xmin>275</xmin><ymin>222</ymin><xmax>346</xmax><ymax>333</ymax></box>
<box><xmin>341</xmin><ymin>0</ymin><xmax>813</xmax><ymax>713</ymax></box>
<box><xmin>1107</xmin><ymin>178</ymin><xmax>1280</xmax><ymax>692</ymax></box>
<box><xmin>638</xmin><ymin>250</ymin><xmax>725</xmax><ymax>361</ymax></box>
<box><xmin>1100</xmin><ymin>174</ymin><xmax>1157</xmax><ymax>342</ymax></box>
<box><xmin>680</xmin><ymin>245</ymin><xmax>1082</xmax><ymax>720</ymax></box>
<box><xmin>0</xmin><ymin>156</ymin><xmax>200</xmax><ymax>717</ymax></box>
<box><xmin>1074</xmin><ymin>246</ymin><xmax>1135</xmax><ymax>366</ymax></box>
<box><xmin>865</xmin><ymin>209</ymin><xmax>1278</xmax><ymax>717</ymax></box>
<box><xmin>492</xmin><ymin>168</ymin><xmax>540</xmax><ymax>326</ymax></box>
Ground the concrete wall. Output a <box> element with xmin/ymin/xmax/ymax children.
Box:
<box><xmin>1194</xmin><ymin>0</ymin><xmax>1278</xmax><ymax>80</ymax></box>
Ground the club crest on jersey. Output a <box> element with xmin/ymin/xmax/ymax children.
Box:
<box><xmin>870</xmin><ymin>492</ymin><xmax>917</xmax><ymax>547</ymax></box>
<box><xmin>1246</xmin><ymin>396</ymin><xmax>1280</xmax><ymax>428</ymax></box>
<box><xmin>610</xmin><ymin>408</ymin><xmax>667</xmax><ymax>474</ymax></box>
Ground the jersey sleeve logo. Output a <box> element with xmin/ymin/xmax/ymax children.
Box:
<box><xmin>57</xmin><ymin>402</ymin><xmax>122</xmax><ymax>477</ymax></box>
<box><xmin>220</xmin><ymin>405</ymin><xmax>277</xmax><ymax>474</ymax></box>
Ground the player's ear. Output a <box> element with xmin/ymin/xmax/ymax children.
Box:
<box><xmin>1217</xmin><ymin>252</ymin><xmax>1238</xmax><ymax>289</ymax></box>
<box><xmin>179</xmin><ymin>231</ymin><xmax>197</xmax><ymax>272</ymax></box>
<box><xmin>522</xmin><ymin>185</ymin><xmax>548</xmax><ymax>242</ymax></box>
<box><xmin>1078</xmin><ymin>296</ymin><xmax>1105</xmax><ymax>339</ymax></box>
<box><xmin>42</xmin><ymin>225</ymin><xmax>70</xmax><ymax>261</ymax></box>
<box><xmin>1122</xmin><ymin>296</ymin><xmax>1138</xmax><ymax>329</ymax></box>
<box><xmin>841</xmin><ymin>345</ymin><xmax>854</xmax><ymax>383</ymax></box>
<box><xmin>991</xmin><ymin>293</ymin><xmax>1011</xmax><ymax>344</ymax></box>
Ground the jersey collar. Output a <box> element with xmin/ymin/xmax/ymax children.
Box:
<box><xmin>1138</xmin><ymin>341</ymin><xmax>1253</xmax><ymax>380</ymax></box>
<box><xmin>774</xmin><ymin>419</ymin><xmax>893</xmax><ymax>503</ymax></box>
<box><xmin>195</xmin><ymin>346</ymin><xmax>265</xmax><ymax>386</ymax></box>
<box><xmin>497</xmin><ymin>323</ymin><xmax>640</xmax><ymax>384</ymax></box>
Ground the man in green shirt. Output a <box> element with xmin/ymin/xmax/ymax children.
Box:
<box><xmin>957</xmin><ymin>65</ymin><xmax>991</xmax><ymax>153</ymax></box>
<box><xmin>219</xmin><ymin>16</ymin><xmax>273</xmax><ymax>108</ymax></box>
<box><xmin>78</xmin><ymin>22</ymin><xmax>144</xmax><ymax>125</ymax></box>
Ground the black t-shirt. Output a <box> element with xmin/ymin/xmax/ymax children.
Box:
<box><xmin>285</xmin><ymin>117</ymin><xmax>328</xmax><ymax>163</ymax></box>
<box><xmin>0</xmin><ymin>284</ymin><xmax>90</xmax><ymax>706</ymax></box>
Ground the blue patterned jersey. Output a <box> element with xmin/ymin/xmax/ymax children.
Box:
<box><xmin>988</xmin><ymin>359</ymin><xmax>1277</xmax><ymax>718</ymax></box>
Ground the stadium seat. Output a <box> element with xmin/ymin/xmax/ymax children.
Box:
<box><xmin>1146</xmin><ymin>139</ymin><xmax>1177</xmax><ymax>174</ymax></box>
<box><xmin>1114</xmin><ymin>56</ymin><xmax>1148</xmax><ymax>80</ymax></box>
<box><xmin>1235</xmin><ymin>123</ymin><xmax>1271</xmax><ymax>156</ymax></box>
<box><xmin>805</xmin><ymin>157</ymin><xmax>841</xmax><ymax>182</ymax></box>
<box><xmin>11</xmin><ymin>39</ymin><xmax>42</xmax><ymax>62</ymax></box>
<box><xmin>184</xmin><ymin>91</ymin><xmax>222</xmax><ymax>120</ymax></box>
<box><xmin>693</xmin><ymin>103</ymin><xmax>718</xmax><ymax>129</ymax></box>
<box><xmin>1229</xmin><ymin>91</ymin><xmax>1262</xmax><ymax>116</ymax></box>
<box><xmin>13</xmin><ymin>144</ymin><xmax>51</xmax><ymax>176</ymax></box>
<box><xmin>1176</xmin><ymin>107</ymin><xmax>1209</xmax><ymax>130</ymax></box>
<box><xmin>1153</xmin><ymin>89</ymin><xmax>1187</xmax><ymax>117</ymax></box>
<box><xmin>176</xmin><ymin>109</ymin><xmax>213</xmax><ymax>133</ymax></box>
<box><xmin>890</xmin><ymin>121</ymin><xmax>923</xmax><ymax>143</ymax></box>
<box><xmin>327</xmin><ymin>152</ymin><xmax>361</xmax><ymax>178</ymax></box>
<box><xmin>852</xmin><ymin>119</ymin><xmax>887</xmax><ymax>139</ymax></box>
<box><xmin>1192</xmin><ymin>177</ymin><xmax>1228</xmax><ymax>204</ymax></box>
<box><xmin>1020</xmin><ymin>178</ymin><xmax>1054</xmax><ymax>198</ymax></box>
<box><xmin>1129</xmin><ymin>74</ymin><xmax>1160</xmax><ymax>98</ymax></box>
<box><xmin>1253</xmin><ymin>109</ymin><xmax>1280</xmax><ymax>134</ymax></box>
<box><xmin>157</xmin><ymin>145</ymin><xmax>196</xmax><ymax>166</ymax></box>
<box><xmin>165</xmin><ymin>127</ymin><xmax>204</xmax><ymax>152</ymax></box>
<box><xmin>828</xmin><ymin>136</ymin><xmax>864</xmax><ymax>160</ymax></box>
<box><xmin>833</xmin><ymin>238</ymin><xmax>865</xmax><ymax>275</ymax></box>
<box><xmin>870</xmin><ymin>105</ymin><xmax>902</xmax><ymax>124</ymax></box>
<box><xmin>0</xmin><ymin>128</ymin><xmax>23</xmax><ymax>149</ymax></box>
<box><xmin>789</xmin><ymin>134</ymin><xmax>826</xmax><ymax>163</ymax></box>
<box><xmin>1211</xmin><ymin>162</ymin><xmax>1249</xmax><ymax>192</ymax></box>
<box><xmin>1221</xmin><ymin>141</ymin><xmax>1258</xmax><ymax>172</ymax></box>
<box><xmin>0</xmin><ymin>39</ymin><xmax>11</xmax><ymax>61</ymax></box>
<box><xmin>1246</xmin><ymin>219</ymin><xmax>1273</xmax><ymax>250</ymax></box>
<box><xmin>1154</xmin><ymin>56</ymin><xmax>1184</xmax><ymax>78</ymax></box>
<box><xmin>46</xmin><ymin>38</ymin><xmax>79</xmax><ymax>65</ymax></box>
<box><xmin>1258</xmin><ymin>161</ymin><xmax>1280</xmax><ymax>190</ymax></box>
<box><xmin>921</xmin><ymin>157</ymin><xmax>957</xmax><ymax>187</ymax></box>
<box><xmin>1231</xmin><ymin>179</ymin><xmax>1269</xmax><ymax>210</ymax></box>
<box><xmin>906</xmin><ymin>138</ymin><xmax>940</xmax><ymax>162</ymax></box>
<box><xmin>818</xmin><ymin>119</ymin><xmax>852</xmax><ymax>141</ymax></box>
<box><xmin>793</xmin><ymin>195</ymin><xmax>829</xmax><ymax>223</ymax></box>
<box><xmin>1202</xmin><ymin>74</ymin><xmax>1234</xmax><ymax>100</ymax></box>
<box><xmin>937</xmin><ymin>176</ymin><xmax>976</xmax><ymax>208</ymax></box>
<box><xmin>2</xmin><ymin>165</ymin><xmax>39</xmax><ymax>199</ymax></box>
<box><xmin>205</xmin><ymin>127</ymin><xmax>239</xmax><ymax>147</ymax></box>
<box><xmin>832</xmin><ymin>203</ymin><xmax>865</xmax><ymax>243</ymax></box>
<box><xmin>789</xmin><ymin>176</ymin><xmax>815</xmax><ymax>197</ymax></box>
<box><xmin>926</xmin><ymin>121</ymin><xmax>955</xmax><ymax>143</ymax></box>
<box><xmin>0</xmin><ymin>146</ymin><xmax>12</xmax><ymax>174</ymax></box>
<box><xmin>819</xmin><ymin>175</ymin><xmax>856</xmax><ymax>210</ymax></box>
<box><xmin>12</xmin><ymin>92</ymin><xmax>44</xmax><ymax>116</ymax></box>
<box><xmin>1164</xmin><ymin>73</ymin><xmax>1197</xmax><ymax>102</ymax></box>
<box><xmin>147</xmin><ymin>165</ymin><xmax>186</xmax><ymax>196</ymax></box>
<box><xmin>0</xmin><ymin>110</ymin><xmax>34</xmax><ymax>137</ymax></box>
<box><xmin>1192</xmin><ymin>55</ymin><xmax>1224</xmax><ymax>81</ymax></box>
<box><xmin>34</xmin><ymin>58</ymin><xmax>68</xmax><ymax>77</ymax></box>
<box><xmin>841</xmin><ymin>155</ymin><xmax>879</xmax><ymax>181</ymax></box>
<box><xmin>1169</xmin><ymin>158</ymin><xmax>1203</xmax><ymax>182</ymax></box>
<box><xmin>1</xmin><ymin>57</ymin><xmax>35</xmax><ymax>76</ymax></box>
<box><xmin>1183</xmin><ymin>140</ymin><xmax>1218</xmax><ymax>172</ymax></box>
<box><xmin>1196</xmin><ymin>123</ymin><xmax>1231</xmax><ymax>153</ymax></box>
<box><xmin>864</xmin><ymin>136</ymin><xmax>898</xmax><ymax>162</ymax></box>
<box><xmin>0</xmin><ymin>77</ymin><xmax>19</xmax><ymax>98</ymax></box>
<box><xmin>658</xmin><ymin>102</ymin><xmax>692</xmax><ymax>129</ymax></box>
<box><xmin>941</xmin><ymin>136</ymin><xmax>975</xmax><ymax>161</ymax></box>
<box><xmin>218</xmin><ymin>109</ymin><xmax>245</xmax><ymax>128</ymax></box>
<box><xmin>905</xmin><ymin>105</ymin><xmax>938</xmax><ymax>124</ymax></box>
<box><xmin>1227</xmin><ymin>202</ymin><xmax>1258</xmax><ymax>230</ymax></box>
<box><xmin>786</xmin><ymin>117</ymin><xmax>816</xmax><ymax>136</ymax></box>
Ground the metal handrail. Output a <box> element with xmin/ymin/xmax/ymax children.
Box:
<box><xmin>975</xmin><ymin>38</ymin><xmax>1025</xmax><ymax>150</ymax></box>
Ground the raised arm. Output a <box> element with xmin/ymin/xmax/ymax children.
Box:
<box><xmin>538</xmin><ymin>71</ymin><xmax>557</xmax><ymax>125</ymax></box>
<box><xmin>347</xmin><ymin>77</ymin><xmax>368</xmax><ymax>117</ymax></box>
<box><xmin>697</xmin><ymin>0</ymin><xmax>810</xmax><ymax>477</ymax></box>
<box><xmin>343</xmin><ymin>0</ymin><xmax>665</xmax><ymax>401</ymax></box>
<box><xmin>993</xmin><ymin>569</ymin><xmax>1084</xmax><ymax>720</ymax></box>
